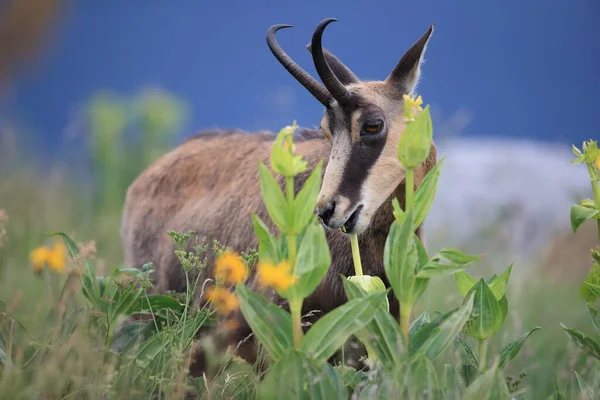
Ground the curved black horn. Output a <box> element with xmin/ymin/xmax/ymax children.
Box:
<box><xmin>266</xmin><ymin>24</ymin><xmax>331</xmax><ymax>107</ymax></box>
<box><xmin>311</xmin><ymin>18</ymin><xmax>353</xmax><ymax>106</ymax></box>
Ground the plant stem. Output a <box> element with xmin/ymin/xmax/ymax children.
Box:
<box><xmin>478</xmin><ymin>338</ymin><xmax>488</xmax><ymax>371</ymax></box>
<box><xmin>290</xmin><ymin>298</ymin><xmax>303</xmax><ymax>348</ymax></box>
<box><xmin>350</xmin><ymin>234</ymin><xmax>363</xmax><ymax>276</ymax></box>
<box><xmin>587</xmin><ymin>163</ymin><xmax>600</xmax><ymax>243</ymax></box>
<box><xmin>400</xmin><ymin>304</ymin><xmax>412</xmax><ymax>346</ymax></box>
<box><xmin>405</xmin><ymin>167</ymin><xmax>415</xmax><ymax>212</ymax></box>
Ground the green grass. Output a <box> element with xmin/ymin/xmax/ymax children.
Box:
<box><xmin>1</xmin><ymin>89</ymin><xmax>599</xmax><ymax>399</ymax></box>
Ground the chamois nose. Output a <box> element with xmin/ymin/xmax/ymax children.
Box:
<box><xmin>316</xmin><ymin>200</ymin><xmax>336</xmax><ymax>226</ymax></box>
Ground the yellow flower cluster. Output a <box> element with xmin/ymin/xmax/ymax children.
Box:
<box><xmin>403</xmin><ymin>93</ymin><xmax>424</xmax><ymax>122</ymax></box>
<box><xmin>595</xmin><ymin>156</ymin><xmax>600</xmax><ymax>169</ymax></box>
<box><xmin>257</xmin><ymin>260</ymin><xmax>297</xmax><ymax>292</ymax></box>
<box><xmin>205</xmin><ymin>286</ymin><xmax>240</xmax><ymax>315</ymax></box>
<box><xmin>214</xmin><ymin>251</ymin><xmax>248</xmax><ymax>285</ymax></box>
<box><xmin>30</xmin><ymin>240</ymin><xmax>67</xmax><ymax>274</ymax></box>
<box><xmin>205</xmin><ymin>251</ymin><xmax>247</xmax><ymax>317</ymax></box>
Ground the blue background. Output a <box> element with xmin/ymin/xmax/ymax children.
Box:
<box><xmin>3</xmin><ymin>0</ymin><xmax>600</xmax><ymax>150</ymax></box>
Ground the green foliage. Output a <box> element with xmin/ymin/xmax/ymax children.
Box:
<box><xmin>2</xmin><ymin>89</ymin><xmax>598</xmax><ymax>398</ymax></box>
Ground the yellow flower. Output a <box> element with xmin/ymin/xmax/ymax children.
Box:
<box><xmin>257</xmin><ymin>260</ymin><xmax>297</xmax><ymax>292</ymax></box>
<box><xmin>47</xmin><ymin>240</ymin><xmax>67</xmax><ymax>273</ymax></box>
<box><xmin>595</xmin><ymin>156</ymin><xmax>600</xmax><ymax>169</ymax></box>
<box><xmin>214</xmin><ymin>251</ymin><xmax>247</xmax><ymax>285</ymax></box>
<box><xmin>29</xmin><ymin>240</ymin><xmax>67</xmax><ymax>274</ymax></box>
<box><xmin>205</xmin><ymin>286</ymin><xmax>240</xmax><ymax>315</ymax></box>
<box><xmin>30</xmin><ymin>246</ymin><xmax>51</xmax><ymax>273</ymax></box>
<box><xmin>403</xmin><ymin>93</ymin><xmax>424</xmax><ymax>122</ymax></box>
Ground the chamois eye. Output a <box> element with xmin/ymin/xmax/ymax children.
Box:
<box><xmin>361</xmin><ymin>119</ymin><xmax>384</xmax><ymax>135</ymax></box>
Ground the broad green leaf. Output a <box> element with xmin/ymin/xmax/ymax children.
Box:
<box><xmin>258</xmin><ymin>348</ymin><xmax>347</xmax><ymax>400</ymax></box>
<box><xmin>570</xmin><ymin>205</ymin><xmax>600</xmax><ymax>233</ymax></box>
<box><xmin>394</xmin><ymin>355</ymin><xmax>441</xmax><ymax>399</ymax></box>
<box><xmin>292</xmin><ymin>160</ymin><xmax>323</xmax><ymax>233</ymax></box>
<box><xmin>258</xmin><ymin>162</ymin><xmax>289</xmax><ymax>232</ymax></box>
<box><xmin>582</xmin><ymin>282</ymin><xmax>600</xmax><ymax>303</ymax></box>
<box><xmin>455</xmin><ymin>271</ymin><xmax>478</xmax><ymax>297</ymax></box>
<box><xmin>335</xmin><ymin>365</ymin><xmax>369</xmax><ymax>392</ymax></box>
<box><xmin>129</xmin><ymin>294</ymin><xmax>184</xmax><ymax>319</ymax></box>
<box><xmin>289</xmin><ymin>221</ymin><xmax>331</xmax><ymax>300</ymax></box>
<box><xmin>463</xmin><ymin>362</ymin><xmax>510</xmax><ymax>400</ymax></box>
<box><xmin>454</xmin><ymin>333</ymin><xmax>479</xmax><ymax>369</ymax></box>
<box><xmin>409</xmin><ymin>310</ymin><xmax>432</xmax><ymax>338</ymax></box>
<box><xmin>498</xmin><ymin>295</ymin><xmax>508</xmax><ymax>327</ymax></box>
<box><xmin>342</xmin><ymin>278</ymin><xmax>403</xmax><ymax>370</ymax></box>
<box><xmin>383</xmin><ymin>211</ymin><xmax>418</xmax><ymax>305</ymax></box>
<box><xmin>560</xmin><ymin>324</ymin><xmax>600</xmax><ymax>360</ymax></box>
<box><xmin>236</xmin><ymin>284</ymin><xmax>293</xmax><ymax>362</ymax></box>
<box><xmin>441</xmin><ymin>364</ymin><xmax>465</xmax><ymax>400</ymax></box>
<box><xmin>251</xmin><ymin>213</ymin><xmax>280</xmax><ymax>264</ymax></box>
<box><xmin>466</xmin><ymin>279</ymin><xmax>503</xmax><ymax>340</ymax></box>
<box><xmin>488</xmin><ymin>264</ymin><xmax>513</xmax><ymax>301</ymax></box>
<box><xmin>589</xmin><ymin>307</ymin><xmax>600</xmax><ymax>336</ymax></box>
<box><xmin>498</xmin><ymin>326</ymin><xmax>541</xmax><ymax>368</ymax></box>
<box><xmin>412</xmin><ymin>293</ymin><xmax>474</xmax><ymax>359</ymax></box>
<box><xmin>412</xmin><ymin>157</ymin><xmax>445</xmax><ymax>228</ymax></box>
<box><xmin>300</xmin><ymin>291</ymin><xmax>387</xmax><ymax>363</ymax></box>
<box><xmin>418</xmin><ymin>248</ymin><xmax>484</xmax><ymax>278</ymax></box>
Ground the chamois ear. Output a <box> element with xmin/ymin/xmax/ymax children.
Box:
<box><xmin>306</xmin><ymin>43</ymin><xmax>359</xmax><ymax>86</ymax></box>
<box><xmin>385</xmin><ymin>23</ymin><xmax>434</xmax><ymax>98</ymax></box>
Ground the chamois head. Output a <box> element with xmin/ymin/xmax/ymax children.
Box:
<box><xmin>267</xmin><ymin>18</ymin><xmax>434</xmax><ymax>234</ymax></box>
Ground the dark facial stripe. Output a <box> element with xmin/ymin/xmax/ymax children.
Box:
<box><xmin>338</xmin><ymin>130</ymin><xmax>387</xmax><ymax>207</ymax></box>
<box><xmin>325</xmin><ymin>93</ymin><xmax>388</xmax><ymax>208</ymax></box>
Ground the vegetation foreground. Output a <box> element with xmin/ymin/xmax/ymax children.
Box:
<box><xmin>1</xmin><ymin>90</ymin><xmax>600</xmax><ymax>399</ymax></box>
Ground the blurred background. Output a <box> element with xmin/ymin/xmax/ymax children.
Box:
<box><xmin>1</xmin><ymin>1</ymin><xmax>599</xmax><ymax>394</ymax></box>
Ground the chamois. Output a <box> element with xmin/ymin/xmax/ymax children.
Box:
<box><xmin>120</xmin><ymin>18</ymin><xmax>437</xmax><ymax>371</ymax></box>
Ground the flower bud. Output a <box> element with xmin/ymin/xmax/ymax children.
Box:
<box><xmin>397</xmin><ymin>105</ymin><xmax>433</xmax><ymax>168</ymax></box>
<box><xmin>270</xmin><ymin>122</ymin><xmax>308</xmax><ymax>177</ymax></box>
<box><xmin>348</xmin><ymin>275</ymin><xmax>390</xmax><ymax>311</ymax></box>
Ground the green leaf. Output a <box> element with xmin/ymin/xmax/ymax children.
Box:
<box><xmin>258</xmin><ymin>348</ymin><xmax>348</xmax><ymax>400</ymax></box>
<box><xmin>455</xmin><ymin>271</ymin><xmax>478</xmax><ymax>297</ymax></box>
<box><xmin>466</xmin><ymin>279</ymin><xmax>504</xmax><ymax>340</ymax></box>
<box><xmin>394</xmin><ymin>355</ymin><xmax>441</xmax><ymax>399</ymax></box>
<box><xmin>300</xmin><ymin>290</ymin><xmax>387</xmax><ymax>363</ymax></box>
<box><xmin>292</xmin><ymin>160</ymin><xmax>323</xmax><ymax>234</ymax></box>
<box><xmin>258</xmin><ymin>162</ymin><xmax>289</xmax><ymax>232</ymax></box>
<box><xmin>498</xmin><ymin>295</ymin><xmax>508</xmax><ymax>327</ymax></box>
<box><xmin>570</xmin><ymin>205</ymin><xmax>600</xmax><ymax>233</ymax></box>
<box><xmin>488</xmin><ymin>264</ymin><xmax>513</xmax><ymax>301</ymax></box>
<box><xmin>463</xmin><ymin>361</ymin><xmax>511</xmax><ymax>400</ymax></box>
<box><xmin>412</xmin><ymin>157</ymin><xmax>445</xmax><ymax>228</ymax></box>
<box><xmin>129</xmin><ymin>294</ymin><xmax>184</xmax><ymax>319</ymax></box>
<box><xmin>409</xmin><ymin>310</ymin><xmax>432</xmax><ymax>338</ymax></box>
<box><xmin>383</xmin><ymin>210</ymin><xmax>418</xmax><ymax>305</ymax></box>
<box><xmin>589</xmin><ymin>307</ymin><xmax>600</xmax><ymax>336</ymax></box>
<box><xmin>342</xmin><ymin>278</ymin><xmax>403</xmax><ymax>370</ymax></box>
<box><xmin>416</xmin><ymin>247</ymin><xmax>484</xmax><ymax>278</ymax></box>
<box><xmin>454</xmin><ymin>333</ymin><xmax>479</xmax><ymax>369</ymax></box>
<box><xmin>411</xmin><ymin>293</ymin><xmax>474</xmax><ymax>359</ymax></box>
<box><xmin>289</xmin><ymin>221</ymin><xmax>331</xmax><ymax>300</ymax></box>
<box><xmin>498</xmin><ymin>326</ymin><xmax>541</xmax><ymax>368</ymax></box>
<box><xmin>48</xmin><ymin>231</ymin><xmax>101</xmax><ymax>309</ymax></box>
<box><xmin>236</xmin><ymin>284</ymin><xmax>293</xmax><ymax>362</ymax></box>
<box><xmin>251</xmin><ymin>213</ymin><xmax>281</xmax><ymax>264</ymax></box>
<box><xmin>560</xmin><ymin>324</ymin><xmax>600</xmax><ymax>360</ymax></box>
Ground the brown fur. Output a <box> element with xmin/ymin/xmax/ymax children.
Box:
<box><xmin>121</xmin><ymin>127</ymin><xmax>436</xmax><ymax>372</ymax></box>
